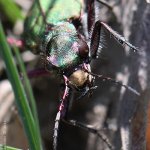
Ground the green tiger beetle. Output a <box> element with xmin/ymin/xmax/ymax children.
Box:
<box><xmin>8</xmin><ymin>0</ymin><xmax>140</xmax><ymax>149</ymax></box>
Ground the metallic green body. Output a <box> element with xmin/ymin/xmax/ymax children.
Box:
<box><xmin>24</xmin><ymin>0</ymin><xmax>82</xmax><ymax>53</ymax></box>
<box><xmin>45</xmin><ymin>22</ymin><xmax>80</xmax><ymax>69</ymax></box>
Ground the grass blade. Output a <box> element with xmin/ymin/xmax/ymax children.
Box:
<box><xmin>0</xmin><ymin>21</ymin><xmax>43</xmax><ymax>150</ymax></box>
<box><xmin>0</xmin><ymin>144</ymin><xmax>22</xmax><ymax>150</ymax></box>
<box><xmin>13</xmin><ymin>46</ymin><xmax>42</xmax><ymax>146</ymax></box>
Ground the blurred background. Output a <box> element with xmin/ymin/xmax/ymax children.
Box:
<box><xmin>0</xmin><ymin>0</ymin><xmax>150</xmax><ymax>150</ymax></box>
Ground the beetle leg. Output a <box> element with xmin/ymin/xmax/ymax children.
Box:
<box><xmin>62</xmin><ymin>119</ymin><xmax>114</xmax><ymax>150</ymax></box>
<box><xmin>87</xmin><ymin>0</ymin><xmax>113</xmax><ymax>34</ymax></box>
<box><xmin>90</xmin><ymin>21</ymin><xmax>139</xmax><ymax>59</ymax></box>
<box><xmin>26</xmin><ymin>68</ymin><xmax>50</xmax><ymax>78</ymax></box>
<box><xmin>36</xmin><ymin>0</ymin><xmax>48</xmax><ymax>25</ymax></box>
<box><xmin>87</xmin><ymin>0</ymin><xmax>95</xmax><ymax>33</ymax></box>
<box><xmin>53</xmin><ymin>75</ymin><xmax>70</xmax><ymax>150</ymax></box>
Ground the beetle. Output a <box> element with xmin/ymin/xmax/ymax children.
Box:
<box><xmin>21</xmin><ymin>0</ymin><xmax>140</xmax><ymax>149</ymax></box>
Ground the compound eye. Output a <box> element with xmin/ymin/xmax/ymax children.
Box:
<box><xmin>46</xmin><ymin>39</ymin><xmax>53</xmax><ymax>56</ymax></box>
<box><xmin>78</xmin><ymin>39</ymin><xmax>89</xmax><ymax>59</ymax></box>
